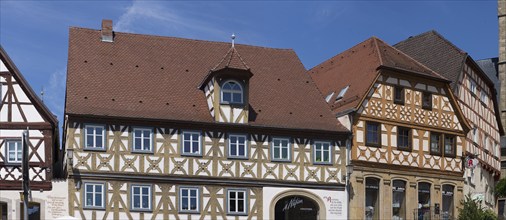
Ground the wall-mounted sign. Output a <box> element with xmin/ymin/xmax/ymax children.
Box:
<box><xmin>466</xmin><ymin>156</ymin><xmax>479</xmax><ymax>169</ymax></box>
<box><xmin>282</xmin><ymin>197</ymin><xmax>303</xmax><ymax>212</ymax></box>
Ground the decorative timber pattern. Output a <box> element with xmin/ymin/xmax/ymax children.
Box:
<box><xmin>354</xmin><ymin>74</ymin><xmax>465</xmax><ymax>173</ymax></box>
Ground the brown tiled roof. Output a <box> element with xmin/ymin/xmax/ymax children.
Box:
<box><xmin>212</xmin><ymin>46</ymin><xmax>250</xmax><ymax>71</ymax></box>
<box><xmin>394</xmin><ymin>30</ymin><xmax>467</xmax><ymax>89</ymax></box>
<box><xmin>309</xmin><ymin>37</ymin><xmax>446</xmax><ymax>114</ymax></box>
<box><xmin>65</xmin><ymin>27</ymin><xmax>347</xmax><ymax>132</ymax></box>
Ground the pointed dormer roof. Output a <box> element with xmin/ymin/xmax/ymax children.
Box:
<box><xmin>212</xmin><ymin>46</ymin><xmax>250</xmax><ymax>72</ymax></box>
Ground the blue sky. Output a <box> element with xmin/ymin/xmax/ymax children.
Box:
<box><xmin>0</xmin><ymin>1</ymin><xmax>499</xmax><ymax>128</ymax></box>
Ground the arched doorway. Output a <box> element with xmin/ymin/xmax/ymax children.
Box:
<box><xmin>274</xmin><ymin>195</ymin><xmax>319</xmax><ymax>220</ymax></box>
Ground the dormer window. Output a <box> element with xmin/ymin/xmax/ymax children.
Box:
<box><xmin>221</xmin><ymin>80</ymin><xmax>243</xmax><ymax>104</ymax></box>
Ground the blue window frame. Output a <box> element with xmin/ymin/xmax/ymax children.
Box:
<box><xmin>313</xmin><ymin>141</ymin><xmax>332</xmax><ymax>164</ymax></box>
<box><xmin>227</xmin><ymin>189</ymin><xmax>248</xmax><ymax>215</ymax></box>
<box><xmin>84</xmin><ymin>124</ymin><xmax>106</xmax><ymax>150</ymax></box>
<box><xmin>133</xmin><ymin>127</ymin><xmax>153</xmax><ymax>152</ymax></box>
<box><xmin>84</xmin><ymin>182</ymin><xmax>105</xmax><ymax>209</ymax></box>
<box><xmin>179</xmin><ymin>187</ymin><xmax>199</xmax><ymax>213</ymax></box>
<box><xmin>228</xmin><ymin>134</ymin><xmax>247</xmax><ymax>159</ymax></box>
<box><xmin>271</xmin><ymin>138</ymin><xmax>290</xmax><ymax>162</ymax></box>
<box><xmin>181</xmin><ymin>131</ymin><xmax>202</xmax><ymax>156</ymax></box>
<box><xmin>221</xmin><ymin>80</ymin><xmax>243</xmax><ymax>104</ymax></box>
<box><xmin>131</xmin><ymin>184</ymin><xmax>151</xmax><ymax>211</ymax></box>
<box><xmin>6</xmin><ymin>140</ymin><xmax>22</xmax><ymax>163</ymax></box>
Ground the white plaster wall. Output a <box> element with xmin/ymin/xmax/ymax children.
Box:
<box><xmin>0</xmin><ymin>60</ymin><xmax>7</xmax><ymax>71</ymax></box>
<box><xmin>463</xmin><ymin>165</ymin><xmax>496</xmax><ymax>209</ymax></box>
<box><xmin>263</xmin><ymin>187</ymin><xmax>347</xmax><ymax>220</ymax></box>
<box><xmin>0</xmin><ymin>180</ymin><xmax>69</xmax><ymax>219</ymax></box>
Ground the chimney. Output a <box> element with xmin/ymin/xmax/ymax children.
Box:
<box><xmin>101</xmin><ymin>19</ymin><xmax>113</xmax><ymax>42</ymax></box>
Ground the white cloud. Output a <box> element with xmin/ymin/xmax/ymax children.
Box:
<box><xmin>43</xmin><ymin>68</ymin><xmax>66</xmax><ymax>122</ymax></box>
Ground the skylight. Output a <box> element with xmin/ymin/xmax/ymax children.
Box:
<box><xmin>325</xmin><ymin>91</ymin><xmax>335</xmax><ymax>103</ymax></box>
<box><xmin>336</xmin><ymin>85</ymin><xmax>349</xmax><ymax>101</ymax></box>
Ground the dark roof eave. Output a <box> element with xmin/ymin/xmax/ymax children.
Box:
<box><xmin>377</xmin><ymin>65</ymin><xmax>451</xmax><ymax>84</ymax></box>
<box><xmin>198</xmin><ymin>67</ymin><xmax>253</xmax><ymax>90</ymax></box>
<box><xmin>65</xmin><ymin>113</ymin><xmax>351</xmax><ymax>137</ymax></box>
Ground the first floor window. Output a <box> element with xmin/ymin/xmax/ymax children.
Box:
<box><xmin>397</xmin><ymin>127</ymin><xmax>411</xmax><ymax>151</ymax></box>
<box><xmin>444</xmin><ymin>135</ymin><xmax>455</xmax><ymax>156</ymax></box>
<box><xmin>131</xmin><ymin>185</ymin><xmax>151</xmax><ymax>210</ymax></box>
<box><xmin>366</xmin><ymin>122</ymin><xmax>381</xmax><ymax>147</ymax></box>
<box><xmin>133</xmin><ymin>128</ymin><xmax>152</xmax><ymax>152</ymax></box>
<box><xmin>228</xmin><ymin>189</ymin><xmax>247</xmax><ymax>215</ymax></box>
<box><xmin>430</xmin><ymin>132</ymin><xmax>441</xmax><ymax>155</ymax></box>
<box><xmin>84</xmin><ymin>183</ymin><xmax>105</xmax><ymax>208</ymax></box>
<box><xmin>180</xmin><ymin>187</ymin><xmax>199</xmax><ymax>213</ymax></box>
<box><xmin>6</xmin><ymin>140</ymin><xmax>22</xmax><ymax>163</ymax></box>
<box><xmin>314</xmin><ymin>141</ymin><xmax>332</xmax><ymax>164</ymax></box>
<box><xmin>85</xmin><ymin>125</ymin><xmax>105</xmax><ymax>150</ymax></box>
<box><xmin>272</xmin><ymin>138</ymin><xmax>290</xmax><ymax>161</ymax></box>
<box><xmin>182</xmin><ymin>131</ymin><xmax>201</xmax><ymax>155</ymax></box>
<box><xmin>229</xmin><ymin>134</ymin><xmax>247</xmax><ymax>158</ymax></box>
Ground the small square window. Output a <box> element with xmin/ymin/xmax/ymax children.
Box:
<box><xmin>444</xmin><ymin>135</ymin><xmax>455</xmax><ymax>157</ymax></box>
<box><xmin>481</xmin><ymin>92</ymin><xmax>488</xmax><ymax>106</ymax></box>
<box><xmin>271</xmin><ymin>138</ymin><xmax>290</xmax><ymax>162</ymax></box>
<box><xmin>228</xmin><ymin>134</ymin><xmax>248</xmax><ymax>159</ymax></box>
<box><xmin>470</xmin><ymin>79</ymin><xmax>476</xmax><ymax>95</ymax></box>
<box><xmin>227</xmin><ymin>189</ymin><xmax>248</xmax><ymax>215</ymax></box>
<box><xmin>84</xmin><ymin>183</ymin><xmax>105</xmax><ymax>209</ymax></box>
<box><xmin>131</xmin><ymin>185</ymin><xmax>151</xmax><ymax>211</ymax></box>
<box><xmin>6</xmin><ymin>140</ymin><xmax>22</xmax><ymax>163</ymax></box>
<box><xmin>181</xmin><ymin>131</ymin><xmax>201</xmax><ymax>156</ymax></box>
<box><xmin>422</xmin><ymin>92</ymin><xmax>432</xmax><ymax>110</ymax></box>
<box><xmin>313</xmin><ymin>141</ymin><xmax>332</xmax><ymax>164</ymax></box>
<box><xmin>84</xmin><ymin>125</ymin><xmax>106</xmax><ymax>150</ymax></box>
<box><xmin>179</xmin><ymin>187</ymin><xmax>199</xmax><ymax>213</ymax></box>
<box><xmin>430</xmin><ymin>132</ymin><xmax>441</xmax><ymax>155</ymax></box>
<box><xmin>133</xmin><ymin>128</ymin><xmax>153</xmax><ymax>152</ymax></box>
<box><xmin>365</xmin><ymin>122</ymin><xmax>381</xmax><ymax>147</ymax></box>
<box><xmin>397</xmin><ymin>127</ymin><xmax>411</xmax><ymax>151</ymax></box>
<box><xmin>394</xmin><ymin>86</ymin><xmax>405</xmax><ymax>105</ymax></box>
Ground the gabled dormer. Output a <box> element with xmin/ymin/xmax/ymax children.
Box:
<box><xmin>199</xmin><ymin>45</ymin><xmax>253</xmax><ymax>123</ymax></box>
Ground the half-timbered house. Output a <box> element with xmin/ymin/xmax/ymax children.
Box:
<box><xmin>310</xmin><ymin>37</ymin><xmax>471</xmax><ymax>220</ymax></box>
<box><xmin>0</xmin><ymin>45</ymin><xmax>64</xmax><ymax>219</ymax></box>
<box><xmin>396</xmin><ymin>30</ymin><xmax>504</xmax><ymax>210</ymax></box>
<box><xmin>63</xmin><ymin>20</ymin><xmax>350</xmax><ymax>220</ymax></box>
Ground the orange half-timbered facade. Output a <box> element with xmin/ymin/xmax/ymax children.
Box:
<box><xmin>63</xmin><ymin>20</ymin><xmax>350</xmax><ymax>220</ymax></box>
<box><xmin>311</xmin><ymin>37</ymin><xmax>470</xmax><ymax>220</ymax></box>
<box><xmin>396</xmin><ymin>31</ymin><xmax>504</xmax><ymax>209</ymax></box>
<box><xmin>0</xmin><ymin>46</ymin><xmax>63</xmax><ymax>219</ymax></box>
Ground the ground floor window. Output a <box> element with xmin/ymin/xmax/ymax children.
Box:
<box><xmin>227</xmin><ymin>189</ymin><xmax>247</xmax><ymax>215</ymax></box>
<box><xmin>0</xmin><ymin>202</ymin><xmax>7</xmax><ymax>220</ymax></box>
<box><xmin>442</xmin><ymin>185</ymin><xmax>454</xmax><ymax>220</ymax></box>
<box><xmin>20</xmin><ymin>202</ymin><xmax>40</xmax><ymax>220</ymax></box>
<box><xmin>275</xmin><ymin>195</ymin><xmax>319</xmax><ymax>220</ymax></box>
<box><xmin>365</xmin><ymin>177</ymin><xmax>380</xmax><ymax>220</ymax></box>
<box><xmin>499</xmin><ymin>199</ymin><xmax>506</xmax><ymax>220</ymax></box>
<box><xmin>392</xmin><ymin>180</ymin><xmax>406</xmax><ymax>220</ymax></box>
<box><xmin>418</xmin><ymin>182</ymin><xmax>431</xmax><ymax>220</ymax></box>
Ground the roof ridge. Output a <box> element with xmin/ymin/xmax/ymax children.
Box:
<box><xmin>372</xmin><ymin>37</ymin><xmax>384</xmax><ymax>65</ymax></box>
<box><xmin>395</xmin><ymin>30</ymin><xmax>467</xmax><ymax>56</ymax></box>
<box><xmin>211</xmin><ymin>46</ymin><xmax>250</xmax><ymax>71</ymax></box>
<box><xmin>69</xmin><ymin>26</ymin><xmax>294</xmax><ymax>52</ymax></box>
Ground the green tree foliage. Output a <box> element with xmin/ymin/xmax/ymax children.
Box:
<box><xmin>458</xmin><ymin>194</ymin><xmax>497</xmax><ymax>220</ymax></box>
<box><xmin>496</xmin><ymin>178</ymin><xmax>506</xmax><ymax>197</ymax></box>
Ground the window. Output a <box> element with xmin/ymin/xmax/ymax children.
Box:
<box><xmin>365</xmin><ymin>178</ymin><xmax>380</xmax><ymax>220</ymax></box>
<box><xmin>470</xmin><ymin>79</ymin><xmax>476</xmax><ymax>95</ymax></box>
<box><xmin>221</xmin><ymin>80</ymin><xmax>243</xmax><ymax>104</ymax></box>
<box><xmin>313</xmin><ymin>141</ymin><xmax>332</xmax><ymax>164</ymax></box>
<box><xmin>271</xmin><ymin>138</ymin><xmax>290</xmax><ymax>161</ymax></box>
<box><xmin>6</xmin><ymin>140</ymin><xmax>22</xmax><ymax>163</ymax></box>
<box><xmin>229</xmin><ymin>134</ymin><xmax>247</xmax><ymax>158</ymax></box>
<box><xmin>85</xmin><ymin>125</ymin><xmax>105</xmax><ymax>150</ymax></box>
<box><xmin>20</xmin><ymin>202</ymin><xmax>40</xmax><ymax>220</ymax></box>
<box><xmin>442</xmin><ymin>185</ymin><xmax>454</xmax><ymax>220</ymax></box>
<box><xmin>397</xmin><ymin>127</ymin><xmax>411</xmax><ymax>151</ymax></box>
<box><xmin>84</xmin><ymin>183</ymin><xmax>105</xmax><ymax>209</ymax></box>
<box><xmin>481</xmin><ymin>91</ymin><xmax>488</xmax><ymax>106</ymax></box>
<box><xmin>392</xmin><ymin>180</ymin><xmax>406</xmax><ymax>220</ymax></box>
<box><xmin>418</xmin><ymin>182</ymin><xmax>431</xmax><ymax>220</ymax></box>
<box><xmin>133</xmin><ymin>128</ymin><xmax>153</xmax><ymax>152</ymax></box>
<box><xmin>394</xmin><ymin>86</ymin><xmax>405</xmax><ymax>105</ymax></box>
<box><xmin>422</xmin><ymin>92</ymin><xmax>432</xmax><ymax>110</ymax></box>
<box><xmin>473</xmin><ymin>127</ymin><xmax>478</xmax><ymax>143</ymax></box>
<box><xmin>179</xmin><ymin>187</ymin><xmax>199</xmax><ymax>213</ymax></box>
<box><xmin>365</xmin><ymin>122</ymin><xmax>381</xmax><ymax>147</ymax></box>
<box><xmin>430</xmin><ymin>132</ymin><xmax>441</xmax><ymax>155</ymax></box>
<box><xmin>181</xmin><ymin>131</ymin><xmax>201</xmax><ymax>156</ymax></box>
<box><xmin>228</xmin><ymin>189</ymin><xmax>247</xmax><ymax>215</ymax></box>
<box><xmin>131</xmin><ymin>185</ymin><xmax>151</xmax><ymax>211</ymax></box>
<box><xmin>1</xmin><ymin>202</ymin><xmax>7</xmax><ymax>220</ymax></box>
<box><xmin>336</xmin><ymin>85</ymin><xmax>350</xmax><ymax>101</ymax></box>
<box><xmin>444</xmin><ymin>135</ymin><xmax>455</xmax><ymax>157</ymax></box>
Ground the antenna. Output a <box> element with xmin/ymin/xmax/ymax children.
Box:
<box><xmin>231</xmin><ymin>33</ymin><xmax>236</xmax><ymax>48</ymax></box>
<box><xmin>40</xmin><ymin>86</ymin><xmax>45</xmax><ymax>103</ymax></box>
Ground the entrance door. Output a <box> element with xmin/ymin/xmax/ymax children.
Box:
<box><xmin>20</xmin><ymin>202</ymin><xmax>40</xmax><ymax>220</ymax></box>
<box><xmin>275</xmin><ymin>196</ymin><xmax>319</xmax><ymax>220</ymax></box>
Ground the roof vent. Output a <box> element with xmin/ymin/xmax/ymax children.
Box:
<box><xmin>335</xmin><ymin>85</ymin><xmax>349</xmax><ymax>102</ymax></box>
<box><xmin>101</xmin><ymin>19</ymin><xmax>113</xmax><ymax>42</ymax></box>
